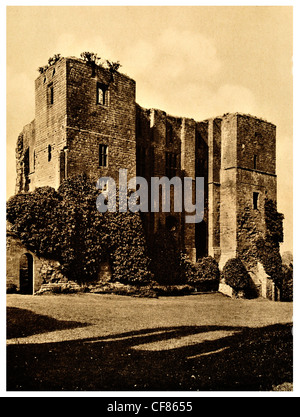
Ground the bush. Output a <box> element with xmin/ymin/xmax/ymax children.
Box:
<box><xmin>237</xmin><ymin>199</ymin><xmax>284</xmax><ymax>290</ymax></box>
<box><xmin>222</xmin><ymin>257</ymin><xmax>252</xmax><ymax>292</ymax></box>
<box><xmin>197</xmin><ymin>256</ymin><xmax>220</xmax><ymax>291</ymax></box>
<box><xmin>179</xmin><ymin>252</ymin><xmax>197</xmax><ymax>283</ymax></box>
<box><xmin>256</xmin><ymin>237</ymin><xmax>283</xmax><ymax>288</ymax></box>
<box><xmin>6</xmin><ymin>283</ymin><xmax>18</xmax><ymax>294</ymax></box>
<box><xmin>186</xmin><ymin>256</ymin><xmax>220</xmax><ymax>292</ymax></box>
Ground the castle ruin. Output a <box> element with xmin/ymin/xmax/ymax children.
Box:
<box><xmin>8</xmin><ymin>55</ymin><xmax>279</xmax><ymax>296</ymax></box>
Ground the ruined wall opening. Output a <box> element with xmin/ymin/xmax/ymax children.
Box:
<box><xmin>19</xmin><ymin>253</ymin><xmax>33</xmax><ymax>295</ymax></box>
<box><xmin>254</xmin><ymin>154</ymin><xmax>258</xmax><ymax>170</ymax></box>
<box><xmin>97</xmin><ymin>83</ymin><xmax>109</xmax><ymax>106</ymax></box>
<box><xmin>47</xmin><ymin>83</ymin><xmax>54</xmax><ymax>105</ymax></box>
<box><xmin>99</xmin><ymin>144</ymin><xmax>108</xmax><ymax>167</ymax></box>
<box><xmin>48</xmin><ymin>145</ymin><xmax>52</xmax><ymax>162</ymax></box>
<box><xmin>253</xmin><ymin>192</ymin><xmax>259</xmax><ymax>210</ymax></box>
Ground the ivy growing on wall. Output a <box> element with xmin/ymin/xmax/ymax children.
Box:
<box><xmin>258</xmin><ymin>198</ymin><xmax>284</xmax><ymax>286</ymax></box>
<box><xmin>7</xmin><ymin>175</ymin><xmax>152</xmax><ymax>285</ymax></box>
<box><xmin>148</xmin><ymin>229</ymin><xmax>185</xmax><ymax>285</ymax></box>
<box><xmin>237</xmin><ymin>198</ymin><xmax>284</xmax><ymax>287</ymax></box>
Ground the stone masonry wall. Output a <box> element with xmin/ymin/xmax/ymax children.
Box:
<box><xmin>218</xmin><ymin>113</ymin><xmax>277</xmax><ymax>271</ymax></box>
<box><xmin>65</xmin><ymin>58</ymin><xmax>136</xmax><ymax>184</ymax></box>
<box><xmin>219</xmin><ymin>114</ymin><xmax>238</xmax><ymax>268</ymax></box>
<box><xmin>33</xmin><ymin>58</ymin><xmax>68</xmax><ymax>190</ymax></box>
<box><xmin>15</xmin><ymin>120</ymin><xmax>35</xmax><ymax>194</ymax></box>
<box><xmin>135</xmin><ymin>107</ymin><xmax>204</xmax><ymax>260</ymax></box>
<box><xmin>208</xmin><ymin>118</ymin><xmax>221</xmax><ymax>260</ymax></box>
<box><xmin>235</xmin><ymin>114</ymin><xmax>277</xmax><ymax>243</ymax></box>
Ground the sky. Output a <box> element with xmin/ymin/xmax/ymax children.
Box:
<box><xmin>5</xmin><ymin>4</ymin><xmax>293</xmax><ymax>253</ymax></box>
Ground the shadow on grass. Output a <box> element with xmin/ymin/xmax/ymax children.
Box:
<box><xmin>7</xmin><ymin>307</ymin><xmax>89</xmax><ymax>339</ymax></box>
<box><xmin>7</xmin><ymin>321</ymin><xmax>293</xmax><ymax>392</ymax></box>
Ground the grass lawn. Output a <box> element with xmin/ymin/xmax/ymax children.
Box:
<box><xmin>6</xmin><ymin>292</ymin><xmax>293</xmax><ymax>392</ymax></box>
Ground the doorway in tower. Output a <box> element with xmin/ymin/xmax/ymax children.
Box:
<box><xmin>19</xmin><ymin>253</ymin><xmax>33</xmax><ymax>294</ymax></box>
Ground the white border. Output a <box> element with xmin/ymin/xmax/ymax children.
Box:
<box><xmin>1</xmin><ymin>0</ymin><xmax>297</xmax><ymax>398</ymax></box>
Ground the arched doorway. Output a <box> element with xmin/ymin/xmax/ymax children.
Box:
<box><xmin>19</xmin><ymin>253</ymin><xmax>33</xmax><ymax>294</ymax></box>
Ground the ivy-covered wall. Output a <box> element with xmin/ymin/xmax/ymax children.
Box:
<box><xmin>7</xmin><ymin>175</ymin><xmax>152</xmax><ymax>286</ymax></box>
<box><xmin>237</xmin><ymin>198</ymin><xmax>284</xmax><ymax>297</ymax></box>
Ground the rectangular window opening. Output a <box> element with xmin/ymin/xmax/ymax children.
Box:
<box><xmin>48</xmin><ymin>145</ymin><xmax>52</xmax><ymax>162</ymax></box>
<box><xmin>99</xmin><ymin>144</ymin><xmax>108</xmax><ymax>167</ymax></box>
<box><xmin>48</xmin><ymin>84</ymin><xmax>54</xmax><ymax>105</ymax></box>
<box><xmin>97</xmin><ymin>83</ymin><xmax>109</xmax><ymax>106</ymax></box>
<box><xmin>166</xmin><ymin>152</ymin><xmax>177</xmax><ymax>178</ymax></box>
<box><xmin>254</xmin><ymin>155</ymin><xmax>258</xmax><ymax>170</ymax></box>
<box><xmin>253</xmin><ymin>192</ymin><xmax>259</xmax><ymax>210</ymax></box>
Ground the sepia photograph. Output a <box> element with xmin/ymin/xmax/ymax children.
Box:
<box><xmin>4</xmin><ymin>2</ymin><xmax>294</xmax><ymax>398</ymax></box>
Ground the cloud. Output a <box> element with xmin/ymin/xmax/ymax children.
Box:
<box><xmin>204</xmin><ymin>84</ymin><xmax>257</xmax><ymax>117</ymax></box>
<box><xmin>159</xmin><ymin>28</ymin><xmax>221</xmax><ymax>79</ymax></box>
<box><xmin>134</xmin><ymin>78</ymin><xmax>256</xmax><ymax>122</ymax></box>
<box><xmin>123</xmin><ymin>28</ymin><xmax>221</xmax><ymax>84</ymax></box>
<box><xmin>120</xmin><ymin>28</ymin><xmax>257</xmax><ymax>121</ymax></box>
<box><xmin>54</xmin><ymin>33</ymin><xmax>116</xmax><ymax>63</ymax></box>
<box><xmin>7</xmin><ymin>69</ymin><xmax>35</xmax><ymax>132</ymax></box>
<box><xmin>6</xmin><ymin>69</ymin><xmax>35</xmax><ymax>198</ymax></box>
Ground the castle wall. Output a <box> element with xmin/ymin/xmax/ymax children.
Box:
<box><xmin>208</xmin><ymin>118</ymin><xmax>221</xmax><ymax>261</ymax></box>
<box><xmin>218</xmin><ymin>114</ymin><xmax>277</xmax><ymax>270</ymax></box>
<box><xmin>33</xmin><ymin>58</ymin><xmax>68</xmax><ymax>190</ymax></box>
<box><xmin>135</xmin><ymin>107</ymin><xmax>207</xmax><ymax>260</ymax></box>
<box><xmin>219</xmin><ymin>114</ymin><xmax>238</xmax><ymax>268</ymax></box>
<box><xmin>65</xmin><ymin>58</ymin><xmax>136</xmax><ymax>184</ymax></box>
<box><xmin>235</xmin><ymin>114</ymin><xmax>277</xmax><ymax>236</ymax></box>
<box><xmin>181</xmin><ymin>117</ymin><xmax>196</xmax><ymax>260</ymax></box>
<box><xmin>136</xmin><ymin>107</ymin><xmax>188</xmax><ymax>252</ymax></box>
<box><xmin>236</xmin><ymin>114</ymin><xmax>276</xmax><ymax>175</ymax></box>
<box><xmin>15</xmin><ymin>120</ymin><xmax>35</xmax><ymax>194</ymax></box>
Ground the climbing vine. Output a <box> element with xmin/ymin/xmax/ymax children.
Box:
<box><xmin>237</xmin><ymin>198</ymin><xmax>284</xmax><ymax>286</ymax></box>
<box><xmin>7</xmin><ymin>175</ymin><xmax>152</xmax><ymax>285</ymax></box>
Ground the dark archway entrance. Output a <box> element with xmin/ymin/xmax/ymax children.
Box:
<box><xmin>19</xmin><ymin>253</ymin><xmax>33</xmax><ymax>294</ymax></box>
<box><xmin>165</xmin><ymin>215</ymin><xmax>178</xmax><ymax>232</ymax></box>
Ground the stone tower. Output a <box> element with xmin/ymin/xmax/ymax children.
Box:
<box><xmin>16</xmin><ymin>56</ymin><xmax>137</xmax><ymax>194</ymax></box>
<box><xmin>208</xmin><ymin>113</ymin><xmax>277</xmax><ymax>269</ymax></box>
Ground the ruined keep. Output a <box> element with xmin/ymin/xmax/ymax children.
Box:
<box><xmin>8</xmin><ymin>55</ymin><xmax>280</xmax><ymax>296</ymax></box>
